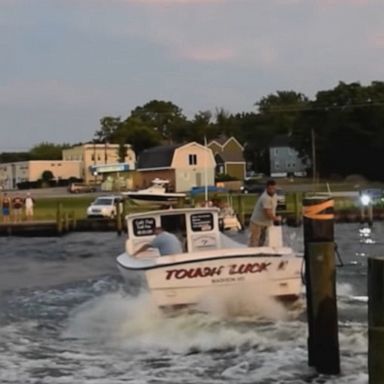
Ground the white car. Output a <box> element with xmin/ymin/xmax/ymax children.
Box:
<box><xmin>86</xmin><ymin>196</ymin><xmax>123</xmax><ymax>218</ymax></box>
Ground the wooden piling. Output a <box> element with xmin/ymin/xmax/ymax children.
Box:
<box><xmin>294</xmin><ymin>192</ymin><xmax>301</xmax><ymax>226</ymax></box>
<box><xmin>63</xmin><ymin>212</ymin><xmax>69</xmax><ymax>232</ymax></box>
<box><xmin>56</xmin><ymin>202</ymin><xmax>63</xmax><ymax>234</ymax></box>
<box><xmin>368</xmin><ymin>256</ymin><xmax>384</xmax><ymax>384</ymax></box>
<box><xmin>236</xmin><ymin>194</ymin><xmax>245</xmax><ymax>228</ymax></box>
<box><xmin>116</xmin><ymin>201</ymin><xmax>122</xmax><ymax>236</ymax></box>
<box><xmin>303</xmin><ymin>196</ymin><xmax>340</xmax><ymax>375</ymax></box>
<box><xmin>70</xmin><ymin>211</ymin><xmax>77</xmax><ymax>230</ymax></box>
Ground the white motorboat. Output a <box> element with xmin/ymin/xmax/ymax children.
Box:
<box><xmin>116</xmin><ymin>207</ymin><xmax>303</xmax><ymax>308</ymax></box>
<box><xmin>123</xmin><ymin>178</ymin><xmax>186</xmax><ymax>207</ymax></box>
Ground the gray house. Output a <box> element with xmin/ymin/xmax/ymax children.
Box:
<box><xmin>269</xmin><ymin>136</ymin><xmax>308</xmax><ymax>177</ymax></box>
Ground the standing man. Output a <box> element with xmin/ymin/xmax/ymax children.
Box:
<box><xmin>24</xmin><ymin>193</ymin><xmax>35</xmax><ymax>221</ymax></box>
<box><xmin>12</xmin><ymin>193</ymin><xmax>23</xmax><ymax>222</ymax></box>
<box><xmin>248</xmin><ymin>179</ymin><xmax>281</xmax><ymax>247</ymax></box>
<box><xmin>133</xmin><ymin>226</ymin><xmax>183</xmax><ymax>256</ymax></box>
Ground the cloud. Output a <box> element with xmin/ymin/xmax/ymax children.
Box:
<box><xmin>370</xmin><ymin>32</ymin><xmax>384</xmax><ymax>48</ymax></box>
<box><xmin>316</xmin><ymin>0</ymin><xmax>371</xmax><ymax>8</ymax></box>
<box><xmin>179</xmin><ymin>46</ymin><xmax>235</xmax><ymax>62</ymax></box>
<box><xmin>127</xmin><ymin>0</ymin><xmax>226</xmax><ymax>4</ymax></box>
<box><xmin>0</xmin><ymin>80</ymin><xmax>108</xmax><ymax>109</ymax></box>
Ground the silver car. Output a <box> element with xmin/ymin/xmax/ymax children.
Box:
<box><xmin>86</xmin><ymin>196</ymin><xmax>123</xmax><ymax>218</ymax></box>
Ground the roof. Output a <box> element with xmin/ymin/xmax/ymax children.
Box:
<box><xmin>270</xmin><ymin>135</ymin><xmax>292</xmax><ymax>148</ymax></box>
<box><xmin>218</xmin><ymin>150</ymin><xmax>245</xmax><ymax>163</ymax></box>
<box><xmin>137</xmin><ymin>144</ymin><xmax>181</xmax><ymax>169</ymax></box>
<box><xmin>208</xmin><ymin>136</ymin><xmax>244</xmax><ymax>150</ymax></box>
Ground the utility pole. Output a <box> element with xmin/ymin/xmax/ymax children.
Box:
<box><xmin>311</xmin><ymin>127</ymin><xmax>316</xmax><ymax>185</ymax></box>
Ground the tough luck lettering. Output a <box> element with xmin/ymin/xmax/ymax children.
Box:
<box><xmin>165</xmin><ymin>262</ymin><xmax>271</xmax><ymax>280</ymax></box>
<box><xmin>229</xmin><ymin>262</ymin><xmax>271</xmax><ymax>275</ymax></box>
<box><xmin>166</xmin><ymin>266</ymin><xmax>224</xmax><ymax>280</ymax></box>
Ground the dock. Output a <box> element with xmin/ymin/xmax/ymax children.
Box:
<box><xmin>0</xmin><ymin>218</ymin><xmax>125</xmax><ymax>236</ymax></box>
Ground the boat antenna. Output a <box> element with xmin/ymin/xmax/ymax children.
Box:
<box><xmin>204</xmin><ymin>135</ymin><xmax>209</xmax><ymax>204</ymax></box>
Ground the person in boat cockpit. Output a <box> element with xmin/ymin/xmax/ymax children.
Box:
<box><xmin>248</xmin><ymin>179</ymin><xmax>281</xmax><ymax>247</ymax></box>
<box><xmin>133</xmin><ymin>226</ymin><xmax>183</xmax><ymax>256</ymax></box>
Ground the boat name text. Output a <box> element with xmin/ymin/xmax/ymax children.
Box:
<box><xmin>165</xmin><ymin>262</ymin><xmax>272</xmax><ymax>280</ymax></box>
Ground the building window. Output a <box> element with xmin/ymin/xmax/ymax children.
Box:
<box><xmin>274</xmin><ymin>148</ymin><xmax>279</xmax><ymax>155</ymax></box>
<box><xmin>91</xmin><ymin>154</ymin><xmax>95</xmax><ymax>161</ymax></box>
<box><xmin>188</xmin><ymin>154</ymin><xmax>197</xmax><ymax>165</ymax></box>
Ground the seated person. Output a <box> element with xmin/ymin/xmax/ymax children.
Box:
<box><xmin>133</xmin><ymin>226</ymin><xmax>183</xmax><ymax>256</ymax></box>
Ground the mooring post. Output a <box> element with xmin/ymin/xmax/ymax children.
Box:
<box><xmin>303</xmin><ymin>196</ymin><xmax>340</xmax><ymax>374</ymax></box>
<box><xmin>116</xmin><ymin>201</ymin><xmax>122</xmax><ymax>236</ymax></box>
<box><xmin>368</xmin><ymin>256</ymin><xmax>384</xmax><ymax>384</ymax></box>
<box><xmin>56</xmin><ymin>202</ymin><xmax>63</xmax><ymax>234</ymax></box>
<box><xmin>236</xmin><ymin>194</ymin><xmax>245</xmax><ymax>228</ymax></box>
<box><xmin>63</xmin><ymin>212</ymin><xmax>69</xmax><ymax>232</ymax></box>
<box><xmin>368</xmin><ymin>204</ymin><xmax>373</xmax><ymax>227</ymax></box>
<box><xmin>70</xmin><ymin>210</ymin><xmax>77</xmax><ymax>230</ymax></box>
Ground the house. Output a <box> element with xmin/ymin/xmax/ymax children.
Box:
<box><xmin>136</xmin><ymin>142</ymin><xmax>216</xmax><ymax>192</ymax></box>
<box><xmin>207</xmin><ymin>136</ymin><xmax>246</xmax><ymax>180</ymax></box>
<box><xmin>269</xmin><ymin>135</ymin><xmax>308</xmax><ymax>177</ymax></box>
<box><xmin>62</xmin><ymin>143</ymin><xmax>136</xmax><ymax>185</ymax></box>
<box><xmin>0</xmin><ymin>160</ymin><xmax>81</xmax><ymax>190</ymax></box>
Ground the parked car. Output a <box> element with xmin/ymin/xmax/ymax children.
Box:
<box><xmin>68</xmin><ymin>183</ymin><xmax>97</xmax><ymax>193</ymax></box>
<box><xmin>86</xmin><ymin>195</ymin><xmax>123</xmax><ymax>218</ymax></box>
<box><xmin>240</xmin><ymin>180</ymin><xmax>286</xmax><ymax>209</ymax></box>
<box><xmin>240</xmin><ymin>179</ymin><xmax>265</xmax><ymax>194</ymax></box>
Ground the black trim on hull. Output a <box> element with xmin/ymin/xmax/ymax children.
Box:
<box><xmin>127</xmin><ymin>194</ymin><xmax>185</xmax><ymax>203</ymax></box>
<box><xmin>117</xmin><ymin>252</ymin><xmax>301</xmax><ymax>271</ymax></box>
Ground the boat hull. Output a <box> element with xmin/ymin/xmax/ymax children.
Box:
<box><xmin>126</xmin><ymin>193</ymin><xmax>185</xmax><ymax>206</ymax></box>
<box><xmin>117</xmin><ymin>253</ymin><xmax>302</xmax><ymax>308</ymax></box>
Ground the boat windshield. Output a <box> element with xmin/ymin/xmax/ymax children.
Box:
<box><xmin>93</xmin><ymin>198</ymin><xmax>114</xmax><ymax>206</ymax></box>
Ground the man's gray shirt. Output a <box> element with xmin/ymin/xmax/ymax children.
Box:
<box><xmin>250</xmin><ymin>191</ymin><xmax>277</xmax><ymax>226</ymax></box>
<box><xmin>151</xmin><ymin>231</ymin><xmax>183</xmax><ymax>255</ymax></box>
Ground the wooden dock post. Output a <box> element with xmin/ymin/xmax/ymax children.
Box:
<box><xmin>56</xmin><ymin>202</ymin><xmax>63</xmax><ymax>234</ymax></box>
<box><xmin>116</xmin><ymin>201</ymin><xmax>122</xmax><ymax>236</ymax></box>
<box><xmin>63</xmin><ymin>212</ymin><xmax>70</xmax><ymax>232</ymax></box>
<box><xmin>294</xmin><ymin>192</ymin><xmax>301</xmax><ymax>226</ymax></box>
<box><xmin>303</xmin><ymin>196</ymin><xmax>340</xmax><ymax>375</ymax></box>
<box><xmin>70</xmin><ymin>211</ymin><xmax>77</xmax><ymax>230</ymax></box>
<box><xmin>368</xmin><ymin>256</ymin><xmax>384</xmax><ymax>384</ymax></box>
<box><xmin>236</xmin><ymin>194</ymin><xmax>245</xmax><ymax>228</ymax></box>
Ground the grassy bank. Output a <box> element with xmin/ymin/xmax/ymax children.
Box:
<box><xmin>7</xmin><ymin>192</ymin><xmax>365</xmax><ymax>222</ymax></box>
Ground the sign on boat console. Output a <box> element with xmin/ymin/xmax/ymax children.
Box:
<box><xmin>125</xmin><ymin>207</ymin><xmax>223</xmax><ymax>256</ymax></box>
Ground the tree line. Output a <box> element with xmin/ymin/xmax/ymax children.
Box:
<box><xmin>3</xmin><ymin>81</ymin><xmax>384</xmax><ymax>180</ymax></box>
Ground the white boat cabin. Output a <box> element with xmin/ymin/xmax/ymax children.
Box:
<box><xmin>125</xmin><ymin>207</ymin><xmax>283</xmax><ymax>258</ymax></box>
<box><xmin>125</xmin><ymin>207</ymin><xmax>223</xmax><ymax>257</ymax></box>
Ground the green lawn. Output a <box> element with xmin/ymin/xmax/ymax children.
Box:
<box><xmin>15</xmin><ymin>192</ymin><xmax>364</xmax><ymax>221</ymax></box>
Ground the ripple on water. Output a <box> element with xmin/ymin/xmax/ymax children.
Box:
<box><xmin>0</xmin><ymin>225</ymin><xmax>378</xmax><ymax>383</ymax></box>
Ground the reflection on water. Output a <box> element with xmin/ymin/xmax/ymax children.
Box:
<box><xmin>0</xmin><ymin>223</ymin><xmax>382</xmax><ymax>383</ymax></box>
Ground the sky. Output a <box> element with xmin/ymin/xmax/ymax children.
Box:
<box><xmin>1</xmin><ymin>0</ymin><xmax>383</xmax><ymax>151</ymax></box>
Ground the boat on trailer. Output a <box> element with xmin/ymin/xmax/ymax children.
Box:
<box><xmin>123</xmin><ymin>178</ymin><xmax>186</xmax><ymax>207</ymax></box>
<box><xmin>116</xmin><ymin>207</ymin><xmax>303</xmax><ymax>308</ymax></box>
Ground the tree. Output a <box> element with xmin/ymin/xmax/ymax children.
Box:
<box><xmin>94</xmin><ymin>116</ymin><xmax>121</xmax><ymax>143</ymax></box>
<box><xmin>307</xmin><ymin>82</ymin><xmax>384</xmax><ymax>179</ymax></box>
<box><xmin>130</xmin><ymin>100</ymin><xmax>188</xmax><ymax>143</ymax></box>
<box><xmin>29</xmin><ymin>142</ymin><xmax>70</xmax><ymax>160</ymax></box>
<box><xmin>114</xmin><ymin>117</ymin><xmax>162</xmax><ymax>155</ymax></box>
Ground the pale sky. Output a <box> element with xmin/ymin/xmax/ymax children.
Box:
<box><xmin>1</xmin><ymin>0</ymin><xmax>383</xmax><ymax>151</ymax></box>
